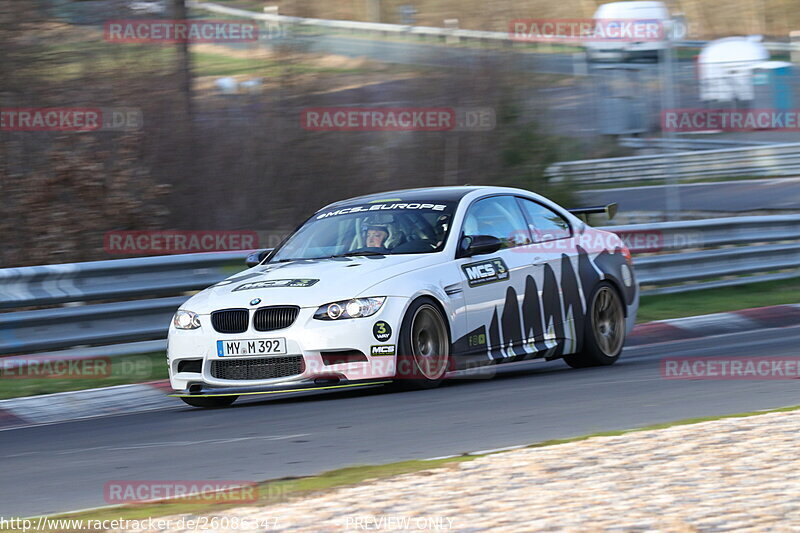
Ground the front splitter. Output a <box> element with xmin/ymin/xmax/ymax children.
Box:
<box><xmin>169</xmin><ymin>379</ymin><xmax>392</xmax><ymax>398</ymax></box>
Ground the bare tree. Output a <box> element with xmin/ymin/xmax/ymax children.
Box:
<box><xmin>171</xmin><ymin>0</ymin><xmax>193</xmax><ymax>118</ymax></box>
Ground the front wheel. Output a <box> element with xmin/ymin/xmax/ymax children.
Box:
<box><xmin>180</xmin><ymin>395</ymin><xmax>238</xmax><ymax>408</ymax></box>
<box><xmin>563</xmin><ymin>282</ymin><xmax>625</xmax><ymax>368</ymax></box>
<box><xmin>394</xmin><ymin>298</ymin><xmax>451</xmax><ymax>389</ymax></box>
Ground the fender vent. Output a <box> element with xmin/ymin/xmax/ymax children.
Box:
<box><xmin>321</xmin><ymin>350</ymin><xmax>367</xmax><ymax>365</ymax></box>
<box><xmin>177</xmin><ymin>359</ymin><xmax>202</xmax><ymax>373</ymax></box>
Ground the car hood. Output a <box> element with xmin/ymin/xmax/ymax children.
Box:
<box><xmin>183</xmin><ymin>254</ymin><xmax>440</xmax><ymax>313</ymax></box>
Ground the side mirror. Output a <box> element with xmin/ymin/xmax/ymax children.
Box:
<box><xmin>245</xmin><ymin>249</ymin><xmax>271</xmax><ymax>267</ymax></box>
<box><xmin>458</xmin><ymin>235</ymin><xmax>503</xmax><ymax>258</ymax></box>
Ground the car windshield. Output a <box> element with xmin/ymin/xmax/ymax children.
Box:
<box><xmin>270</xmin><ymin>201</ymin><xmax>456</xmax><ymax>262</ymax></box>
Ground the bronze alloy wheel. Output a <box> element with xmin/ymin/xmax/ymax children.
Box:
<box><xmin>410</xmin><ymin>303</ymin><xmax>450</xmax><ymax>381</ymax></box>
<box><xmin>591</xmin><ymin>285</ymin><xmax>625</xmax><ymax>357</ymax></box>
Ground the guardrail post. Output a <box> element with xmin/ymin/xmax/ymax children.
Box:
<box><xmin>263</xmin><ymin>6</ymin><xmax>282</xmax><ymax>40</ymax></box>
<box><xmin>444</xmin><ymin>18</ymin><xmax>459</xmax><ymax>44</ymax></box>
<box><xmin>791</xmin><ymin>31</ymin><xmax>800</xmax><ymax>65</ymax></box>
<box><xmin>366</xmin><ymin>0</ymin><xmax>381</xmax><ymax>23</ymax></box>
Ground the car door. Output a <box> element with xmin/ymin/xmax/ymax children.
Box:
<box><xmin>456</xmin><ymin>195</ymin><xmax>535</xmax><ymax>363</ymax></box>
<box><xmin>516</xmin><ymin>196</ymin><xmax>580</xmax><ymax>357</ymax></box>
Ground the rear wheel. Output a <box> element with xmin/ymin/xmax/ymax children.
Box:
<box><xmin>180</xmin><ymin>395</ymin><xmax>238</xmax><ymax>408</ymax></box>
<box><xmin>394</xmin><ymin>298</ymin><xmax>451</xmax><ymax>389</ymax></box>
<box><xmin>564</xmin><ymin>282</ymin><xmax>625</xmax><ymax>368</ymax></box>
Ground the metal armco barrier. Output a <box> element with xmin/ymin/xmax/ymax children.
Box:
<box><xmin>0</xmin><ymin>215</ymin><xmax>799</xmax><ymax>356</ymax></box>
<box><xmin>634</xmin><ymin>242</ymin><xmax>800</xmax><ymax>294</ymax></box>
<box><xmin>0</xmin><ymin>297</ymin><xmax>187</xmax><ymax>354</ymax></box>
<box><xmin>546</xmin><ymin>143</ymin><xmax>800</xmax><ymax>185</ymax></box>
<box><xmin>187</xmin><ymin>1</ymin><xmax>797</xmax><ymax>52</ymax></box>
<box><xmin>607</xmin><ymin>215</ymin><xmax>800</xmax><ymax>252</ymax></box>
<box><xmin>617</xmin><ymin>137</ymin><xmax>775</xmax><ymax>151</ymax></box>
<box><xmin>0</xmin><ymin>251</ymin><xmax>246</xmax><ymax>309</ymax></box>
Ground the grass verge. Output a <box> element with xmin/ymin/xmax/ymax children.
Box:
<box><xmin>637</xmin><ymin>276</ymin><xmax>800</xmax><ymax>323</ymax></box>
<box><xmin>26</xmin><ymin>43</ymin><xmax>371</xmax><ymax>82</ymax></box>
<box><xmin>0</xmin><ymin>352</ymin><xmax>167</xmax><ymax>401</ymax></box>
<box><xmin>14</xmin><ymin>404</ymin><xmax>800</xmax><ymax>530</ymax></box>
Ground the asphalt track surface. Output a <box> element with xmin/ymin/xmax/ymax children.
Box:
<box><xmin>3</xmin><ymin>325</ymin><xmax>800</xmax><ymax>517</ymax></box>
<box><xmin>289</xmin><ymin>35</ymin><xmax>577</xmax><ymax>73</ymax></box>
<box><xmin>579</xmin><ymin>178</ymin><xmax>800</xmax><ymax>213</ymax></box>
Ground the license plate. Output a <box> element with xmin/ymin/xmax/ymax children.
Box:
<box><xmin>217</xmin><ymin>338</ymin><xmax>287</xmax><ymax>357</ymax></box>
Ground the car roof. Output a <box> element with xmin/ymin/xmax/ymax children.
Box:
<box><xmin>319</xmin><ymin>185</ymin><xmax>545</xmax><ymax>212</ymax></box>
<box><xmin>322</xmin><ymin>186</ymin><xmax>479</xmax><ymax>209</ymax></box>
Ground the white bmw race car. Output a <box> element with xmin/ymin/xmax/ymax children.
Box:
<box><xmin>168</xmin><ymin>186</ymin><xmax>639</xmax><ymax>407</ymax></box>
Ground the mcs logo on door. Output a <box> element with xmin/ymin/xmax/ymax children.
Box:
<box><xmin>461</xmin><ymin>258</ymin><xmax>509</xmax><ymax>287</ymax></box>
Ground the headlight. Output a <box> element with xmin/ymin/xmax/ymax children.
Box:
<box><xmin>173</xmin><ymin>309</ymin><xmax>201</xmax><ymax>330</ymax></box>
<box><xmin>314</xmin><ymin>297</ymin><xmax>386</xmax><ymax>320</ymax></box>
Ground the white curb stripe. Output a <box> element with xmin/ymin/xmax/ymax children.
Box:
<box><xmin>662</xmin><ymin>312</ymin><xmax>760</xmax><ymax>335</ymax></box>
<box><xmin>0</xmin><ymin>383</ymin><xmax>173</xmax><ymax>425</ymax></box>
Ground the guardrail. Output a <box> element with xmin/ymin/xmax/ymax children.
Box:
<box><xmin>1</xmin><ymin>215</ymin><xmax>799</xmax><ymax>356</ymax></box>
<box><xmin>610</xmin><ymin>216</ymin><xmax>800</xmax><ymax>294</ymax></box>
<box><xmin>0</xmin><ymin>251</ymin><xmax>247</xmax><ymax>355</ymax></box>
<box><xmin>635</xmin><ymin>242</ymin><xmax>800</xmax><ymax>294</ymax></box>
<box><xmin>618</xmin><ymin>137</ymin><xmax>775</xmax><ymax>151</ymax></box>
<box><xmin>547</xmin><ymin>142</ymin><xmax>800</xmax><ymax>184</ymax></box>
<box><xmin>609</xmin><ymin>215</ymin><xmax>800</xmax><ymax>252</ymax></box>
<box><xmin>187</xmin><ymin>1</ymin><xmax>798</xmax><ymax>52</ymax></box>
<box><xmin>0</xmin><ymin>251</ymin><xmax>244</xmax><ymax>309</ymax></box>
<box><xmin>187</xmin><ymin>1</ymin><xmax>509</xmax><ymax>42</ymax></box>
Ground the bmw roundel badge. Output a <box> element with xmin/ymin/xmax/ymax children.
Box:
<box><xmin>250</xmin><ymin>298</ymin><xmax>262</xmax><ymax>306</ymax></box>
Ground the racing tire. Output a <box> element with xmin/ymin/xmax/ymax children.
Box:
<box><xmin>394</xmin><ymin>298</ymin><xmax>451</xmax><ymax>390</ymax></box>
<box><xmin>563</xmin><ymin>282</ymin><xmax>625</xmax><ymax>368</ymax></box>
<box><xmin>180</xmin><ymin>395</ymin><xmax>238</xmax><ymax>408</ymax></box>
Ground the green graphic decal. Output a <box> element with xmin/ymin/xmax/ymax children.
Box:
<box><xmin>467</xmin><ymin>333</ymin><xmax>487</xmax><ymax>347</ymax></box>
<box><xmin>370</xmin><ymin>345</ymin><xmax>396</xmax><ymax>356</ymax></box>
<box><xmin>373</xmin><ymin>321</ymin><xmax>392</xmax><ymax>341</ymax></box>
<box><xmin>233</xmin><ymin>279</ymin><xmax>319</xmax><ymax>291</ymax></box>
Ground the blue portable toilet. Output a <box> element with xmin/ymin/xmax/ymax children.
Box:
<box><xmin>752</xmin><ymin>61</ymin><xmax>793</xmax><ymax>110</ymax></box>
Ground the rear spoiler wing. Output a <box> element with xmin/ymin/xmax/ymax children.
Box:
<box><xmin>568</xmin><ymin>203</ymin><xmax>618</xmax><ymax>222</ymax></box>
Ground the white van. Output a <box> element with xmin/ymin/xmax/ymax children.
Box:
<box><xmin>127</xmin><ymin>1</ymin><xmax>166</xmax><ymax>14</ymax></box>
<box><xmin>585</xmin><ymin>1</ymin><xmax>670</xmax><ymax>62</ymax></box>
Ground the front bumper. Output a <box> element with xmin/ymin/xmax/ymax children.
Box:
<box><xmin>169</xmin><ymin>378</ymin><xmax>392</xmax><ymax>398</ymax></box>
<box><xmin>167</xmin><ymin>296</ymin><xmax>408</xmax><ymax>392</ymax></box>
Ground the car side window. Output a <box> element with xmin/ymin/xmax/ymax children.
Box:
<box><xmin>517</xmin><ymin>198</ymin><xmax>572</xmax><ymax>243</ymax></box>
<box><xmin>462</xmin><ymin>196</ymin><xmax>531</xmax><ymax>249</ymax></box>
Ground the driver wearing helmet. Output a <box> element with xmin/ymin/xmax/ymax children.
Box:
<box><xmin>365</xmin><ymin>225</ymin><xmax>390</xmax><ymax>250</ymax></box>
